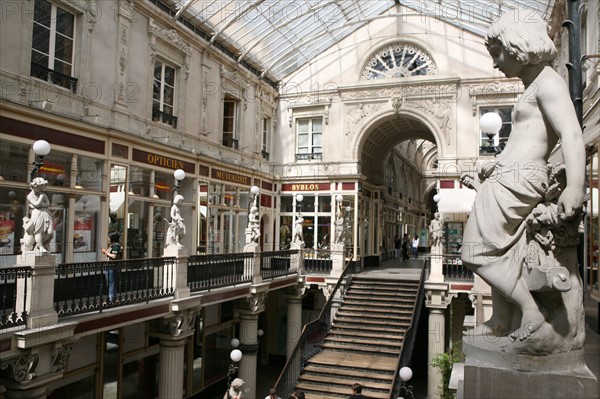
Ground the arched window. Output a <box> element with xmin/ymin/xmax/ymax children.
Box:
<box><xmin>362</xmin><ymin>42</ymin><xmax>436</xmax><ymax>80</ymax></box>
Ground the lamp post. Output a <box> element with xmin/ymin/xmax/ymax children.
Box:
<box><xmin>227</xmin><ymin>348</ymin><xmax>243</xmax><ymax>390</ymax></box>
<box><xmin>296</xmin><ymin>194</ymin><xmax>303</xmax><ymax>214</ymax></box>
<box><xmin>399</xmin><ymin>366</ymin><xmax>414</xmax><ymax>399</ymax></box>
<box><xmin>479</xmin><ymin>112</ymin><xmax>503</xmax><ymax>154</ymax></box>
<box><xmin>172</xmin><ymin>168</ymin><xmax>185</xmax><ymax>198</ymax></box>
<box><xmin>250</xmin><ymin>185</ymin><xmax>260</xmax><ymax>207</ymax></box>
<box><xmin>30</xmin><ymin>140</ymin><xmax>51</xmax><ymax>181</ymax></box>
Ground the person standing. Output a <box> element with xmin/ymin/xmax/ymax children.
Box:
<box><xmin>411</xmin><ymin>235</ymin><xmax>419</xmax><ymax>259</ymax></box>
<box><xmin>101</xmin><ymin>231</ymin><xmax>122</xmax><ymax>303</ymax></box>
<box><xmin>348</xmin><ymin>383</ymin><xmax>371</xmax><ymax>398</ymax></box>
<box><xmin>394</xmin><ymin>234</ymin><xmax>401</xmax><ymax>259</ymax></box>
<box><xmin>265</xmin><ymin>388</ymin><xmax>281</xmax><ymax>399</ymax></box>
<box><xmin>401</xmin><ymin>234</ymin><xmax>410</xmax><ymax>261</ymax></box>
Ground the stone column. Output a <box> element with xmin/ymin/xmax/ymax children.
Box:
<box><xmin>286</xmin><ymin>285</ymin><xmax>305</xmax><ymax>359</ymax></box>
<box><xmin>238</xmin><ymin>311</ymin><xmax>259</xmax><ymax>399</ymax></box>
<box><xmin>238</xmin><ymin>293</ymin><xmax>267</xmax><ymax>399</ymax></box>
<box><xmin>152</xmin><ymin>312</ymin><xmax>196</xmax><ymax>399</ymax></box>
<box><xmin>428</xmin><ymin>308</ymin><xmax>446</xmax><ymax>399</ymax></box>
<box><xmin>424</xmin><ymin>281</ymin><xmax>454</xmax><ymax>399</ymax></box>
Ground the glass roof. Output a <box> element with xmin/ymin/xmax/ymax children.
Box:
<box><xmin>167</xmin><ymin>0</ymin><xmax>556</xmax><ymax>83</ymax></box>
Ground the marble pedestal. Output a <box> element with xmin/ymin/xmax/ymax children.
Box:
<box><xmin>462</xmin><ymin>336</ymin><xmax>598</xmax><ymax>399</ymax></box>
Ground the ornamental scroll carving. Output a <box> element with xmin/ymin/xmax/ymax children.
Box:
<box><xmin>52</xmin><ymin>342</ymin><xmax>77</xmax><ymax>372</ymax></box>
<box><xmin>246</xmin><ymin>292</ymin><xmax>267</xmax><ymax>313</ymax></box>
<box><xmin>0</xmin><ymin>353</ymin><xmax>38</xmax><ymax>383</ymax></box>
<box><xmin>148</xmin><ymin>20</ymin><xmax>192</xmax><ymax>55</ymax></box>
<box><xmin>158</xmin><ymin>310</ymin><xmax>197</xmax><ymax>336</ymax></box>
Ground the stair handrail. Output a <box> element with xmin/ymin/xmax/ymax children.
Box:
<box><xmin>273</xmin><ymin>255</ymin><xmax>354</xmax><ymax>398</ymax></box>
<box><xmin>389</xmin><ymin>258</ymin><xmax>428</xmax><ymax>399</ymax></box>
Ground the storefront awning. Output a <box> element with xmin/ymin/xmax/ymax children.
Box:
<box><xmin>437</xmin><ymin>188</ymin><xmax>477</xmax><ymax>214</ymax></box>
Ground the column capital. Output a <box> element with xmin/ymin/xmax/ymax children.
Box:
<box><xmin>242</xmin><ymin>291</ymin><xmax>267</xmax><ymax>314</ymax></box>
<box><xmin>287</xmin><ymin>282</ymin><xmax>306</xmax><ymax>299</ymax></box>
<box><xmin>154</xmin><ymin>309</ymin><xmax>197</xmax><ymax>337</ymax></box>
<box><xmin>425</xmin><ymin>282</ymin><xmax>455</xmax><ymax>309</ymax></box>
<box><xmin>0</xmin><ymin>353</ymin><xmax>38</xmax><ymax>383</ymax></box>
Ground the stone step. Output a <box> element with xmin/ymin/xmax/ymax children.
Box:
<box><xmin>298</xmin><ymin>373</ymin><xmax>392</xmax><ymax>391</ymax></box>
<box><xmin>321</xmin><ymin>341</ymin><xmax>400</xmax><ymax>355</ymax></box>
<box><xmin>329</xmin><ymin>329</ymin><xmax>405</xmax><ymax>341</ymax></box>
<box><xmin>302</xmin><ymin>364</ymin><xmax>395</xmax><ymax>382</ymax></box>
<box><xmin>334</xmin><ymin>316</ymin><xmax>411</xmax><ymax>328</ymax></box>
<box><xmin>295</xmin><ymin>382</ymin><xmax>390</xmax><ymax>399</ymax></box>
<box><xmin>325</xmin><ymin>335</ymin><xmax>403</xmax><ymax>349</ymax></box>
<box><xmin>341</xmin><ymin>304</ymin><xmax>414</xmax><ymax>313</ymax></box>
<box><xmin>336</xmin><ymin>310</ymin><xmax>413</xmax><ymax>321</ymax></box>
<box><xmin>330</xmin><ymin>323</ymin><xmax>406</xmax><ymax>335</ymax></box>
<box><xmin>307</xmin><ymin>351</ymin><xmax>397</xmax><ymax>371</ymax></box>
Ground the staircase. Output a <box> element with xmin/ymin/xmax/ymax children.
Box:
<box><xmin>294</xmin><ymin>276</ymin><xmax>421</xmax><ymax>399</ymax></box>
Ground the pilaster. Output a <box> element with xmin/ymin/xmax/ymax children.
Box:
<box><xmin>16</xmin><ymin>253</ymin><xmax>58</xmax><ymax>329</ymax></box>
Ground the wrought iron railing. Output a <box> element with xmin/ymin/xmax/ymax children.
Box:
<box><xmin>0</xmin><ymin>266</ymin><xmax>32</xmax><ymax>330</ymax></box>
<box><xmin>152</xmin><ymin>108</ymin><xmax>178</xmax><ymax>128</ymax></box>
<box><xmin>55</xmin><ymin>257</ymin><xmax>176</xmax><ymax>316</ymax></box>
<box><xmin>295</xmin><ymin>152</ymin><xmax>323</xmax><ymax>161</ymax></box>
<box><xmin>390</xmin><ymin>259</ymin><xmax>428</xmax><ymax>398</ymax></box>
<box><xmin>274</xmin><ymin>256</ymin><xmax>353</xmax><ymax>398</ymax></box>
<box><xmin>260</xmin><ymin>250</ymin><xmax>297</xmax><ymax>279</ymax></box>
<box><xmin>443</xmin><ymin>254</ymin><xmax>473</xmax><ymax>281</ymax></box>
<box><xmin>187</xmin><ymin>253</ymin><xmax>253</xmax><ymax>292</ymax></box>
<box><xmin>303</xmin><ymin>248</ymin><xmax>333</xmax><ymax>273</ymax></box>
<box><xmin>30</xmin><ymin>62</ymin><xmax>78</xmax><ymax>93</ymax></box>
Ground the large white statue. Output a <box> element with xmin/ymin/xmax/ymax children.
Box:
<box><xmin>428</xmin><ymin>212</ymin><xmax>444</xmax><ymax>250</ymax></box>
<box><xmin>21</xmin><ymin>177</ymin><xmax>54</xmax><ymax>252</ymax></box>
<box><xmin>292</xmin><ymin>216</ymin><xmax>304</xmax><ymax>243</ymax></box>
<box><xmin>460</xmin><ymin>10</ymin><xmax>585</xmax><ymax>354</ymax></box>
<box><xmin>165</xmin><ymin>194</ymin><xmax>186</xmax><ymax>249</ymax></box>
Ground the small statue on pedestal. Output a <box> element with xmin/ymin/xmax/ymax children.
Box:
<box><xmin>21</xmin><ymin>177</ymin><xmax>54</xmax><ymax>252</ymax></box>
<box><xmin>165</xmin><ymin>194</ymin><xmax>186</xmax><ymax>249</ymax></box>
<box><xmin>428</xmin><ymin>212</ymin><xmax>444</xmax><ymax>251</ymax></box>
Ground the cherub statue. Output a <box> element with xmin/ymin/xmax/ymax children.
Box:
<box><xmin>22</xmin><ymin>177</ymin><xmax>54</xmax><ymax>252</ymax></box>
<box><xmin>248</xmin><ymin>205</ymin><xmax>260</xmax><ymax>243</ymax></box>
<box><xmin>165</xmin><ymin>194</ymin><xmax>186</xmax><ymax>248</ymax></box>
<box><xmin>223</xmin><ymin>378</ymin><xmax>244</xmax><ymax>399</ymax></box>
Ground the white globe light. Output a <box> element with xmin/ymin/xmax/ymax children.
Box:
<box><xmin>399</xmin><ymin>366</ymin><xmax>413</xmax><ymax>382</ymax></box>
<box><xmin>250</xmin><ymin>185</ymin><xmax>260</xmax><ymax>195</ymax></box>
<box><xmin>336</xmin><ymin>194</ymin><xmax>343</xmax><ymax>202</ymax></box>
<box><xmin>433</xmin><ymin>194</ymin><xmax>441</xmax><ymax>203</ymax></box>
<box><xmin>479</xmin><ymin>112</ymin><xmax>503</xmax><ymax>135</ymax></box>
<box><xmin>173</xmin><ymin>169</ymin><xmax>186</xmax><ymax>181</ymax></box>
<box><xmin>230</xmin><ymin>349</ymin><xmax>242</xmax><ymax>363</ymax></box>
<box><xmin>257</xmin><ymin>329</ymin><xmax>264</xmax><ymax>337</ymax></box>
<box><xmin>33</xmin><ymin>140</ymin><xmax>51</xmax><ymax>156</ymax></box>
<box><xmin>296</xmin><ymin>194</ymin><xmax>303</xmax><ymax>202</ymax></box>
<box><xmin>230</xmin><ymin>338</ymin><xmax>240</xmax><ymax>348</ymax></box>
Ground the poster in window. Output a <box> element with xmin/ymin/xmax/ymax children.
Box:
<box><xmin>74</xmin><ymin>214</ymin><xmax>93</xmax><ymax>252</ymax></box>
<box><xmin>0</xmin><ymin>218</ymin><xmax>15</xmax><ymax>254</ymax></box>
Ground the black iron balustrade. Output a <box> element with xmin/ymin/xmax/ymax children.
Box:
<box><xmin>222</xmin><ymin>136</ymin><xmax>239</xmax><ymax>149</ymax></box>
<box><xmin>187</xmin><ymin>253</ymin><xmax>253</xmax><ymax>292</ymax></box>
<box><xmin>55</xmin><ymin>257</ymin><xmax>176</xmax><ymax>316</ymax></box>
<box><xmin>303</xmin><ymin>248</ymin><xmax>333</xmax><ymax>273</ymax></box>
<box><xmin>274</xmin><ymin>257</ymin><xmax>353</xmax><ymax>398</ymax></box>
<box><xmin>30</xmin><ymin>62</ymin><xmax>78</xmax><ymax>93</ymax></box>
<box><xmin>390</xmin><ymin>260</ymin><xmax>428</xmax><ymax>398</ymax></box>
<box><xmin>443</xmin><ymin>255</ymin><xmax>473</xmax><ymax>281</ymax></box>
<box><xmin>0</xmin><ymin>266</ymin><xmax>32</xmax><ymax>330</ymax></box>
<box><xmin>260</xmin><ymin>250</ymin><xmax>297</xmax><ymax>279</ymax></box>
<box><xmin>261</xmin><ymin>150</ymin><xmax>270</xmax><ymax>160</ymax></box>
<box><xmin>152</xmin><ymin>108</ymin><xmax>178</xmax><ymax>128</ymax></box>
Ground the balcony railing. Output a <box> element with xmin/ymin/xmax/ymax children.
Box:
<box><xmin>0</xmin><ymin>266</ymin><xmax>32</xmax><ymax>330</ymax></box>
<box><xmin>188</xmin><ymin>253</ymin><xmax>253</xmax><ymax>292</ymax></box>
<box><xmin>261</xmin><ymin>150</ymin><xmax>270</xmax><ymax>160</ymax></box>
<box><xmin>152</xmin><ymin>108</ymin><xmax>178</xmax><ymax>128</ymax></box>
<box><xmin>55</xmin><ymin>257</ymin><xmax>176</xmax><ymax>316</ymax></box>
<box><xmin>260</xmin><ymin>250</ymin><xmax>298</xmax><ymax>279</ymax></box>
<box><xmin>295</xmin><ymin>152</ymin><xmax>323</xmax><ymax>161</ymax></box>
<box><xmin>30</xmin><ymin>62</ymin><xmax>78</xmax><ymax>93</ymax></box>
<box><xmin>303</xmin><ymin>248</ymin><xmax>333</xmax><ymax>273</ymax></box>
<box><xmin>222</xmin><ymin>136</ymin><xmax>239</xmax><ymax>149</ymax></box>
<box><xmin>443</xmin><ymin>255</ymin><xmax>473</xmax><ymax>281</ymax></box>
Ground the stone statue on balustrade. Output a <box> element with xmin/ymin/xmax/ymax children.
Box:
<box><xmin>460</xmin><ymin>10</ymin><xmax>586</xmax><ymax>355</ymax></box>
<box><xmin>247</xmin><ymin>205</ymin><xmax>260</xmax><ymax>244</ymax></box>
<box><xmin>292</xmin><ymin>216</ymin><xmax>304</xmax><ymax>243</ymax></box>
<box><xmin>165</xmin><ymin>194</ymin><xmax>186</xmax><ymax>249</ymax></box>
<box><xmin>21</xmin><ymin>177</ymin><xmax>54</xmax><ymax>252</ymax></box>
<box><xmin>429</xmin><ymin>212</ymin><xmax>444</xmax><ymax>251</ymax></box>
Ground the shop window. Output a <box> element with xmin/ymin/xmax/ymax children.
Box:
<box><xmin>77</xmin><ymin>156</ymin><xmax>103</xmax><ymax>192</ymax></box>
<box><xmin>152</xmin><ymin>60</ymin><xmax>178</xmax><ymax>128</ymax></box>
<box><xmin>296</xmin><ymin>117</ymin><xmax>323</xmax><ymax>161</ymax></box>
<box><xmin>30</xmin><ymin>0</ymin><xmax>77</xmax><ymax>92</ymax></box>
<box><xmin>72</xmin><ymin>194</ymin><xmax>100</xmax><ymax>259</ymax></box>
<box><xmin>479</xmin><ymin>107</ymin><xmax>513</xmax><ymax>155</ymax></box>
<box><xmin>0</xmin><ymin>141</ymin><xmax>29</xmax><ymax>183</ymax></box>
<box><xmin>222</xmin><ymin>96</ymin><xmax>239</xmax><ymax>149</ymax></box>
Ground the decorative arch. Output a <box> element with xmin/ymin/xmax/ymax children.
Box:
<box><xmin>361</xmin><ymin>42</ymin><xmax>437</xmax><ymax>80</ymax></box>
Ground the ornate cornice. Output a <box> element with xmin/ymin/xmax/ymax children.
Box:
<box><xmin>148</xmin><ymin>19</ymin><xmax>192</xmax><ymax>55</ymax></box>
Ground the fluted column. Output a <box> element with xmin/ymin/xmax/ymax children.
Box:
<box><xmin>152</xmin><ymin>312</ymin><xmax>197</xmax><ymax>399</ymax></box>
<box><xmin>427</xmin><ymin>308</ymin><xmax>446</xmax><ymax>399</ymax></box>
<box><xmin>238</xmin><ymin>311</ymin><xmax>259</xmax><ymax>399</ymax></box>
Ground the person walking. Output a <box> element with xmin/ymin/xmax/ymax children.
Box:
<box><xmin>394</xmin><ymin>234</ymin><xmax>401</xmax><ymax>259</ymax></box>
<box><xmin>411</xmin><ymin>235</ymin><xmax>419</xmax><ymax>259</ymax></box>
<box><xmin>101</xmin><ymin>231</ymin><xmax>122</xmax><ymax>304</ymax></box>
<box><xmin>401</xmin><ymin>234</ymin><xmax>410</xmax><ymax>261</ymax></box>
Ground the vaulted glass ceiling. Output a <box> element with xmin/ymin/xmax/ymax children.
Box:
<box><xmin>163</xmin><ymin>0</ymin><xmax>556</xmax><ymax>83</ymax></box>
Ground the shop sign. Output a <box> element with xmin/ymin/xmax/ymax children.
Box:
<box><xmin>211</xmin><ymin>169</ymin><xmax>250</xmax><ymax>186</ymax></box>
<box><xmin>281</xmin><ymin>183</ymin><xmax>328</xmax><ymax>191</ymax></box>
<box><xmin>132</xmin><ymin>149</ymin><xmax>195</xmax><ymax>174</ymax></box>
